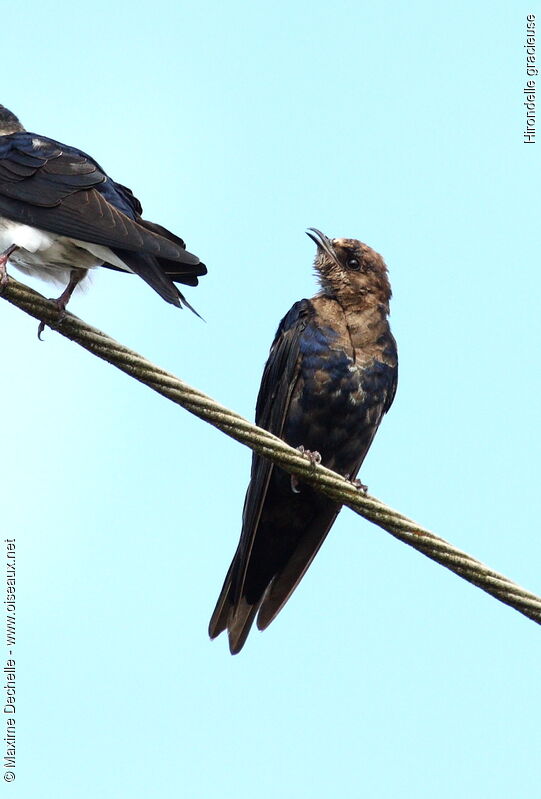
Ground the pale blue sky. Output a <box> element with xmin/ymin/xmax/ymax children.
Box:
<box><xmin>1</xmin><ymin>1</ymin><xmax>540</xmax><ymax>797</ymax></box>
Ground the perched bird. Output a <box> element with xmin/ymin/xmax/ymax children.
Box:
<box><xmin>209</xmin><ymin>229</ymin><xmax>398</xmax><ymax>654</ymax></box>
<box><xmin>0</xmin><ymin>104</ymin><xmax>205</xmax><ymax>328</ymax></box>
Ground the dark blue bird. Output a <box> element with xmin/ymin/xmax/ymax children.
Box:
<box><xmin>0</xmin><ymin>104</ymin><xmax>205</xmax><ymax>325</ymax></box>
<box><xmin>209</xmin><ymin>229</ymin><xmax>398</xmax><ymax>653</ymax></box>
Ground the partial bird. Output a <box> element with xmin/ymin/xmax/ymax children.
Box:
<box><xmin>209</xmin><ymin>229</ymin><xmax>398</xmax><ymax>654</ymax></box>
<box><xmin>0</xmin><ymin>104</ymin><xmax>206</xmax><ymax>328</ymax></box>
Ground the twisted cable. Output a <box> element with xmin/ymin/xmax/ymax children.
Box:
<box><xmin>3</xmin><ymin>276</ymin><xmax>541</xmax><ymax>624</ymax></box>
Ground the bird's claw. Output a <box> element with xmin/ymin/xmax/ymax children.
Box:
<box><xmin>296</xmin><ymin>445</ymin><xmax>322</xmax><ymax>467</ymax></box>
<box><xmin>351</xmin><ymin>478</ymin><xmax>368</xmax><ymax>494</ymax></box>
<box><xmin>37</xmin><ymin>301</ymin><xmax>67</xmax><ymax>340</ymax></box>
<box><xmin>291</xmin><ymin>446</ymin><xmax>322</xmax><ymax>493</ymax></box>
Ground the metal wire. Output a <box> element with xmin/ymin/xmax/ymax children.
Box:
<box><xmin>3</xmin><ymin>275</ymin><xmax>541</xmax><ymax>625</ymax></box>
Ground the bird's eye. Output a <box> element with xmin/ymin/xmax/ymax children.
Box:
<box><xmin>347</xmin><ymin>257</ymin><xmax>360</xmax><ymax>270</ymax></box>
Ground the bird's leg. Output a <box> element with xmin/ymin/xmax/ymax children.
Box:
<box><xmin>37</xmin><ymin>267</ymin><xmax>87</xmax><ymax>340</ymax></box>
<box><xmin>55</xmin><ymin>267</ymin><xmax>87</xmax><ymax>312</ymax></box>
<box><xmin>350</xmin><ymin>478</ymin><xmax>368</xmax><ymax>494</ymax></box>
<box><xmin>291</xmin><ymin>445</ymin><xmax>322</xmax><ymax>493</ymax></box>
<box><xmin>0</xmin><ymin>244</ymin><xmax>18</xmax><ymax>291</ymax></box>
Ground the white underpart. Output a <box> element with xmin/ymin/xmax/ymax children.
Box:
<box><xmin>0</xmin><ymin>218</ymin><xmax>133</xmax><ymax>289</ymax></box>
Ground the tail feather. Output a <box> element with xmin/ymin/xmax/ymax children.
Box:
<box><xmin>257</xmin><ymin>507</ymin><xmax>340</xmax><ymax>631</ymax></box>
<box><xmin>108</xmin><ymin>248</ymin><xmax>204</xmax><ymax>315</ymax></box>
<box><xmin>209</xmin><ymin>559</ymin><xmax>261</xmax><ymax>655</ymax></box>
<box><xmin>227</xmin><ymin>599</ymin><xmax>259</xmax><ymax>655</ymax></box>
<box><xmin>209</xmin><ymin>562</ymin><xmax>235</xmax><ymax>640</ymax></box>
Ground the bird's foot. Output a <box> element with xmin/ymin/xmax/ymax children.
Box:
<box><xmin>37</xmin><ymin>300</ymin><xmax>67</xmax><ymax>340</ymax></box>
<box><xmin>37</xmin><ymin>268</ymin><xmax>85</xmax><ymax>340</ymax></box>
<box><xmin>0</xmin><ymin>244</ymin><xmax>17</xmax><ymax>294</ymax></box>
<box><xmin>0</xmin><ymin>266</ymin><xmax>8</xmax><ymax>294</ymax></box>
<box><xmin>296</xmin><ymin>445</ymin><xmax>322</xmax><ymax>467</ymax></box>
<box><xmin>350</xmin><ymin>478</ymin><xmax>368</xmax><ymax>494</ymax></box>
<box><xmin>291</xmin><ymin>446</ymin><xmax>322</xmax><ymax>493</ymax></box>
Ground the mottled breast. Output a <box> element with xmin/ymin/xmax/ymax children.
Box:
<box><xmin>284</xmin><ymin>297</ymin><xmax>396</xmax><ymax>477</ymax></box>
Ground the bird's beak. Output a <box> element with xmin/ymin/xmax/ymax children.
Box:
<box><xmin>306</xmin><ymin>228</ymin><xmax>341</xmax><ymax>267</ymax></box>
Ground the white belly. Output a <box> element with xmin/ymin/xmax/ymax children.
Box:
<box><xmin>0</xmin><ymin>218</ymin><xmax>132</xmax><ymax>288</ymax></box>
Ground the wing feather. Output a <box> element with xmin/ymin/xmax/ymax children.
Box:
<box><xmin>258</xmin><ymin>355</ymin><xmax>398</xmax><ymax>629</ymax></box>
<box><xmin>0</xmin><ymin>132</ymin><xmax>201</xmax><ymax>266</ymax></box>
<box><xmin>208</xmin><ymin>300</ymin><xmax>314</xmax><ymax>647</ymax></box>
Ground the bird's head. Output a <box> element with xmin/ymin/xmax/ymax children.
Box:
<box><xmin>0</xmin><ymin>105</ymin><xmax>24</xmax><ymax>135</ymax></box>
<box><xmin>306</xmin><ymin>228</ymin><xmax>391</xmax><ymax>309</ymax></box>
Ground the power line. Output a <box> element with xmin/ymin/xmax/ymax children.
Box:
<box><xmin>3</xmin><ymin>275</ymin><xmax>541</xmax><ymax>625</ymax></box>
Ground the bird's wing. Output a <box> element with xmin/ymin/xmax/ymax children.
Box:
<box><xmin>0</xmin><ymin>132</ymin><xmax>199</xmax><ymax>264</ymax></box>
<box><xmin>240</xmin><ymin>300</ymin><xmax>316</xmax><ymax>574</ymax></box>
<box><xmin>256</xmin><ymin>356</ymin><xmax>398</xmax><ymax>631</ymax></box>
<box><xmin>208</xmin><ymin>299</ymin><xmax>315</xmax><ymax>646</ymax></box>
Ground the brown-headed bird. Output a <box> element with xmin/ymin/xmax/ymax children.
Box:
<box><xmin>209</xmin><ymin>228</ymin><xmax>398</xmax><ymax>653</ymax></box>
<box><xmin>0</xmin><ymin>104</ymin><xmax>205</xmax><ymax>327</ymax></box>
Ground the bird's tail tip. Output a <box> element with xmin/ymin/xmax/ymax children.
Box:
<box><xmin>178</xmin><ymin>292</ymin><xmax>205</xmax><ymax>320</ymax></box>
